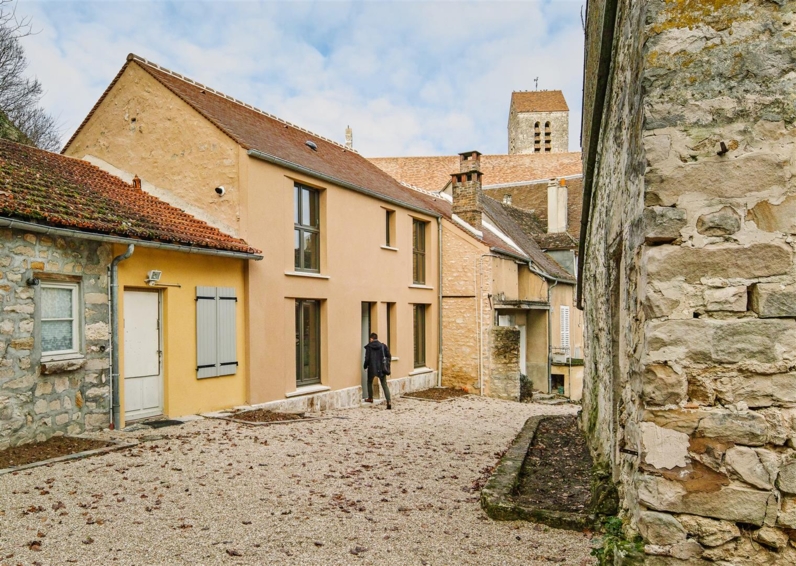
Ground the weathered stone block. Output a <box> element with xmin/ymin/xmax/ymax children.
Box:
<box><xmin>696</xmin><ymin>206</ymin><xmax>741</xmax><ymax>236</ymax></box>
<box><xmin>704</xmin><ymin>286</ymin><xmax>746</xmax><ymax>312</ymax></box>
<box><xmin>676</xmin><ymin>514</ymin><xmax>740</xmax><ymax>547</ymax></box>
<box><xmin>643</xmin><ymin>364</ymin><xmax>687</xmax><ymax>406</ymax></box>
<box><xmin>751</xmin><ymin>283</ymin><xmax>796</xmax><ymax>318</ymax></box>
<box><xmin>644</xmin><ymin>206</ymin><xmax>687</xmax><ymax>243</ymax></box>
<box><xmin>41</xmin><ymin>358</ymin><xmax>86</xmax><ymax>374</ymax></box>
<box><xmin>33</xmin><ymin>399</ymin><xmax>48</xmax><ymax>414</ymax></box>
<box><xmin>638</xmin><ymin>511</ymin><xmax>687</xmax><ymax>545</ymax></box>
<box><xmin>695</xmin><ymin>410</ymin><xmax>768</xmax><ymax>446</ymax></box>
<box><xmin>643</xmin><ymin>409</ymin><xmax>708</xmax><ymax>435</ymax></box>
<box><xmin>646</xmin><ymin>243</ymin><xmax>792</xmax><ymax>284</ymax></box>
<box><xmin>636</xmin><ymin>474</ymin><xmax>770</xmax><ymax>525</ymax></box>
<box><xmin>10</xmin><ymin>337</ymin><xmax>33</xmax><ymax>351</ymax></box>
<box><xmin>54</xmin><ymin>413</ymin><xmax>69</xmax><ymax>426</ymax></box>
<box><xmin>712</xmin><ymin>320</ymin><xmax>796</xmax><ymax>365</ymax></box>
<box><xmin>84</xmin><ymin>413</ymin><xmax>109</xmax><ymax>429</ymax></box>
<box><xmin>2</xmin><ymin>373</ymin><xmax>34</xmax><ymax>390</ymax></box>
<box><xmin>725</xmin><ymin>446</ymin><xmax>772</xmax><ymax>490</ymax></box>
<box><xmin>748</xmin><ymin>195</ymin><xmax>796</xmax><ymax>234</ymax></box>
<box><xmin>641</xmin><ymin>422</ymin><xmax>689</xmax><ymax>469</ymax></box>
<box><xmin>753</xmin><ymin>526</ymin><xmax>789</xmax><ymax>550</ymax></box>
<box><xmin>777</xmin><ymin>461</ymin><xmax>796</xmax><ymax>494</ymax></box>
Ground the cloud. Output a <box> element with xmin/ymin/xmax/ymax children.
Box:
<box><xmin>18</xmin><ymin>0</ymin><xmax>585</xmax><ymax>156</ymax></box>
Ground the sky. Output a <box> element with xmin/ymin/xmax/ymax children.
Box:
<box><xmin>19</xmin><ymin>0</ymin><xmax>585</xmax><ymax>157</ymax></box>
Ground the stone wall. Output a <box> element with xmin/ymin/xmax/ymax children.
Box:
<box><xmin>489</xmin><ymin>326</ymin><xmax>521</xmax><ymax>401</ymax></box>
<box><xmin>508</xmin><ymin>110</ymin><xmax>569</xmax><ymax>154</ymax></box>
<box><xmin>582</xmin><ymin>0</ymin><xmax>796</xmax><ymax>563</ymax></box>
<box><xmin>0</xmin><ymin>229</ymin><xmax>111</xmax><ymax>448</ymax></box>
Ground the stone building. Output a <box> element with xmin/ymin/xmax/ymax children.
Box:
<box><xmin>580</xmin><ymin>0</ymin><xmax>796</xmax><ymax>563</ymax></box>
<box><xmin>508</xmin><ymin>90</ymin><xmax>570</xmax><ymax>154</ymax></box>
<box><xmin>0</xmin><ymin>139</ymin><xmax>259</xmax><ymax>447</ymax></box>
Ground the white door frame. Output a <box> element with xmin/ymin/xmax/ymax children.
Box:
<box><xmin>123</xmin><ymin>289</ymin><xmax>163</xmax><ymax>421</ymax></box>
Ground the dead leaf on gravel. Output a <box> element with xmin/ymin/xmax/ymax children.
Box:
<box><xmin>82</xmin><ymin>537</ymin><xmax>94</xmax><ymax>545</ymax></box>
<box><xmin>226</xmin><ymin>549</ymin><xmax>242</xmax><ymax>556</ymax></box>
<box><xmin>27</xmin><ymin>540</ymin><xmax>42</xmax><ymax>551</ymax></box>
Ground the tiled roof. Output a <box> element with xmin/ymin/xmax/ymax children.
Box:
<box><xmin>369</xmin><ymin>153</ymin><xmax>582</xmax><ymax>193</ymax></box>
<box><xmin>65</xmin><ymin>54</ymin><xmax>440</xmax><ymax>218</ymax></box>
<box><xmin>0</xmin><ymin>139</ymin><xmax>260</xmax><ymax>255</ymax></box>
<box><xmin>481</xmin><ymin>196</ymin><xmax>574</xmax><ymax>282</ymax></box>
<box><xmin>483</xmin><ymin>175</ymin><xmax>583</xmax><ymax>243</ymax></box>
<box><xmin>534</xmin><ymin>232</ymin><xmax>578</xmax><ymax>251</ymax></box>
<box><xmin>510</xmin><ymin>90</ymin><xmax>569</xmax><ymax>113</ymax></box>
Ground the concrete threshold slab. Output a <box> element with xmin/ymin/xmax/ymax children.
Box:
<box><xmin>480</xmin><ymin>415</ymin><xmax>597</xmax><ymax>531</ymax></box>
<box><xmin>0</xmin><ymin>436</ymin><xmax>138</xmax><ymax>477</ymax></box>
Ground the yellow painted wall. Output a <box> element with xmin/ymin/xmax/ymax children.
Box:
<box><xmin>64</xmin><ymin>63</ymin><xmax>242</xmax><ymax>237</ymax></box>
<box><xmin>115</xmin><ymin>245</ymin><xmax>248</xmax><ymax>426</ymax></box>
<box><xmin>244</xmin><ymin>157</ymin><xmax>440</xmax><ymax>404</ymax></box>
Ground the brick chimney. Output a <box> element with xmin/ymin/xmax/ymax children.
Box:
<box><xmin>451</xmin><ymin>151</ymin><xmax>483</xmax><ymax>231</ymax></box>
<box><xmin>132</xmin><ymin>175</ymin><xmax>142</xmax><ymax>190</ymax></box>
<box><xmin>547</xmin><ymin>178</ymin><xmax>568</xmax><ymax>233</ymax></box>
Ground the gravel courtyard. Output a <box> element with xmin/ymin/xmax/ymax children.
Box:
<box><xmin>0</xmin><ymin>396</ymin><xmax>594</xmax><ymax>565</ymax></box>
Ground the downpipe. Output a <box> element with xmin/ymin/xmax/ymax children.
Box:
<box><xmin>437</xmin><ymin>218</ymin><xmax>443</xmax><ymax>388</ymax></box>
<box><xmin>110</xmin><ymin>244</ymin><xmax>134</xmax><ymax>429</ymax></box>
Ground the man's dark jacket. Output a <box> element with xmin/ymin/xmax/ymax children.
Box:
<box><xmin>364</xmin><ymin>340</ymin><xmax>391</xmax><ymax>378</ymax></box>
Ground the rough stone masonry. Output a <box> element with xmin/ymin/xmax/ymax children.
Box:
<box><xmin>0</xmin><ymin>229</ymin><xmax>111</xmax><ymax>449</ymax></box>
<box><xmin>581</xmin><ymin>0</ymin><xmax>796</xmax><ymax>564</ymax></box>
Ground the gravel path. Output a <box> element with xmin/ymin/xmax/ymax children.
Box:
<box><xmin>0</xmin><ymin>396</ymin><xmax>594</xmax><ymax>565</ymax></box>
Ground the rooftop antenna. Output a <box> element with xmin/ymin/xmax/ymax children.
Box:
<box><xmin>534</xmin><ymin>77</ymin><xmax>539</xmax><ymax>91</ymax></box>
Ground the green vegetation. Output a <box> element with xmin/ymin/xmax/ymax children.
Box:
<box><xmin>591</xmin><ymin>516</ymin><xmax>645</xmax><ymax>566</ymax></box>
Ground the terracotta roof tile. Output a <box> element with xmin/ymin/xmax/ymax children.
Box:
<box><xmin>483</xmin><ymin>176</ymin><xmax>583</xmax><ymax>243</ymax></box>
<box><xmin>369</xmin><ymin>153</ymin><xmax>582</xmax><ymax>193</ymax></box>
<box><xmin>510</xmin><ymin>90</ymin><xmax>569</xmax><ymax>113</ymax></box>
<box><xmin>0</xmin><ymin>139</ymin><xmax>259</xmax><ymax>255</ymax></box>
<box><xmin>109</xmin><ymin>55</ymin><xmax>439</xmax><ymax>217</ymax></box>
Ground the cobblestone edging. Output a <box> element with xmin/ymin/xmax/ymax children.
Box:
<box><xmin>481</xmin><ymin>415</ymin><xmax>596</xmax><ymax>531</ymax></box>
<box><xmin>0</xmin><ymin>436</ymin><xmax>137</xmax><ymax>476</ymax></box>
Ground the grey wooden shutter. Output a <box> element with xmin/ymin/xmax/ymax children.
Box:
<box><xmin>196</xmin><ymin>286</ymin><xmax>238</xmax><ymax>379</ymax></box>
<box><xmin>216</xmin><ymin>287</ymin><xmax>238</xmax><ymax>377</ymax></box>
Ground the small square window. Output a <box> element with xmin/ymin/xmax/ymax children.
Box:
<box><xmin>41</xmin><ymin>282</ymin><xmax>80</xmax><ymax>356</ymax></box>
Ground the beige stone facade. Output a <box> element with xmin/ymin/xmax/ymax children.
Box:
<box><xmin>581</xmin><ymin>0</ymin><xmax>796</xmax><ymax>563</ymax></box>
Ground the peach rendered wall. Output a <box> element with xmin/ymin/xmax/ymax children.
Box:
<box><xmin>243</xmin><ymin>156</ymin><xmax>439</xmax><ymax>404</ymax></box>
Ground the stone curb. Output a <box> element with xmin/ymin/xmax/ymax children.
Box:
<box><xmin>204</xmin><ymin>414</ymin><xmax>348</xmax><ymax>426</ymax></box>
<box><xmin>0</xmin><ymin>436</ymin><xmax>138</xmax><ymax>477</ymax></box>
<box><xmin>480</xmin><ymin>415</ymin><xmax>597</xmax><ymax>531</ymax></box>
<box><xmin>401</xmin><ymin>394</ymin><xmax>471</xmax><ymax>403</ymax></box>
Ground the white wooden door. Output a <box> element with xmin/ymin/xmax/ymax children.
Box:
<box><xmin>124</xmin><ymin>290</ymin><xmax>162</xmax><ymax>420</ymax></box>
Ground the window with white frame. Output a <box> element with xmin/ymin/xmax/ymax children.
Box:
<box><xmin>560</xmin><ymin>305</ymin><xmax>571</xmax><ymax>354</ymax></box>
<box><xmin>41</xmin><ymin>282</ymin><xmax>80</xmax><ymax>356</ymax></box>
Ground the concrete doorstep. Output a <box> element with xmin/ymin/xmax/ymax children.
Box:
<box><xmin>480</xmin><ymin>415</ymin><xmax>598</xmax><ymax>531</ymax></box>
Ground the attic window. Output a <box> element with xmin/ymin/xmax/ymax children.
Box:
<box><xmin>305</xmin><ymin>141</ymin><xmax>318</xmax><ymax>151</ymax></box>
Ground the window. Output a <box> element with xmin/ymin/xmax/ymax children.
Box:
<box><xmin>386</xmin><ymin>302</ymin><xmax>396</xmax><ymax>351</ymax></box>
<box><xmin>412</xmin><ymin>219</ymin><xmax>426</xmax><ymax>284</ymax></box>
<box><xmin>296</xmin><ymin>299</ymin><xmax>321</xmax><ymax>386</ymax></box>
<box><xmin>560</xmin><ymin>305</ymin><xmax>571</xmax><ymax>353</ymax></box>
<box><xmin>294</xmin><ymin>184</ymin><xmax>320</xmax><ymax>271</ymax></box>
<box><xmin>545</xmin><ymin>121</ymin><xmax>552</xmax><ymax>152</ymax></box>
<box><xmin>41</xmin><ymin>282</ymin><xmax>80</xmax><ymax>356</ymax></box>
<box><xmin>534</xmin><ymin>122</ymin><xmax>541</xmax><ymax>153</ymax></box>
<box><xmin>196</xmin><ymin>286</ymin><xmax>238</xmax><ymax>378</ymax></box>
<box><xmin>413</xmin><ymin>304</ymin><xmax>426</xmax><ymax>368</ymax></box>
<box><xmin>385</xmin><ymin>209</ymin><xmax>395</xmax><ymax>247</ymax></box>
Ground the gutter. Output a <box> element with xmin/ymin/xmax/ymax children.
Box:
<box><xmin>110</xmin><ymin>244</ymin><xmax>134</xmax><ymax>430</ymax></box>
<box><xmin>527</xmin><ymin>262</ymin><xmax>576</xmax><ymax>285</ymax></box>
<box><xmin>0</xmin><ymin>217</ymin><xmax>263</xmax><ymax>261</ymax></box>
<box><xmin>247</xmin><ymin>149</ymin><xmax>441</xmax><ymax>220</ymax></box>
<box><xmin>437</xmin><ymin>217</ymin><xmax>443</xmax><ymax>388</ymax></box>
<box><xmin>576</xmin><ymin>0</ymin><xmax>620</xmax><ymax>310</ymax></box>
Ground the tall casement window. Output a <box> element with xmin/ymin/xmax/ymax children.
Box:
<box><xmin>412</xmin><ymin>219</ymin><xmax>426</xmax><ymax>285</ymax></box>
<box><xmin>413</xmin><ymin>304</ymin><xmax>426</xmax><ymax>368</ymax></box>
<box><xmin>294</xmin><ymin>184</ymin><xmax>320</xmax><ymax>272</ymax></box>
<box><xmin>386</xmin><ymin>302</ymin><xmax>396</xmax><ymax>351</ymax></box>
<box><xmin>41</xmin><ymin>282</ymin><xmax>81</xmax><ymax>357</ymax></box>
<box><xmin>296</xmin><ymin>299</ymin><xmax>321</xmax><ymax>386</ymax></box>
<box><xmin>385</xmin><ymin>209</ymin><xmax>395</xmax><ymax>247</ymax></box>
<box><xmin>196</xmin><ymin>286</ymin><xmax>238</xmax><ymax>378</ymax></box>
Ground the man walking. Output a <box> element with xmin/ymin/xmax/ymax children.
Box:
<box><xmin>363</xmin><ymin>332</ymin><xmax>392</xmax><ymax>409</ymax></box>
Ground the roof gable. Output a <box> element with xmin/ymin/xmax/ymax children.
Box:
<box><xmin>0</xmin><ymin>140</ymin><xmax>259</xmax><ymax>255</ymax></box>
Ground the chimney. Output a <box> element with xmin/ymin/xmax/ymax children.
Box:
<box><xmin>132</xmin><ymin>175</ymin><xmax>142</xmax><ymax>190</ymax></box>
<box><xmin>547</xmin><ymin>178</ymin><xmax>568</xmax><ymax>233</ymax></box>
<box><xmin>345</xmin><ymin>125</ymin><xmax>353</xmax><ymax>150</ymax></box>
<box><xmin>451</xmin><ymin>151</ymin><xmax>483</xmax><ymax>231</ymax></box>
<box><xmin>502</xmin><ymin>194</ymin><xmax>512</xmax><ymax>206</ymax></box>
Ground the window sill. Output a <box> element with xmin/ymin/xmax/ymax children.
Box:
<box><xmin>381</xmin><ymin>245</ymin><xmax>398</xmax><ymax>252</ymax></box>
<box><xmin>391</xmin><ymin>357</ymin><xmax>399</xmax><ymax>361</ymax></box>
<box><xmin>286</xmin><ymin>384</ymin><xmax>330</xmax><ymax>398</ymax></box>
<box><xmin>285</xmin><ymin>271</ymin><xmax>330</xmax><ymax>280</ymax></box>
<box><xmin>409</xmin><ymin>367</ymin><xmax>433</xmax><ymax>376</ymax></box>
<box><xmin>409</xmin><ymin>284</ymin><xmax>434</xmax><ymax>290</ymax></box>
<box><xmin>41</xmin><ymin>355</ymin><xmax>86</xmax><ymax>375</ymax></box>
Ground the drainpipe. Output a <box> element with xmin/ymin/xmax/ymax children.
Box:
<box><xmin>110</xmin><ymin>244</ymin><xmax>134</xmax><ymax>430</ymax></box>
<box><xmin>437</xmin><ymin>217</ymin><xmax>443</xmax><ymax>388</ymax></box>
<box><xmin>546</xmin><ymin>278</ymin><xmax>558</xmax><ymax>394</ymax></box>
